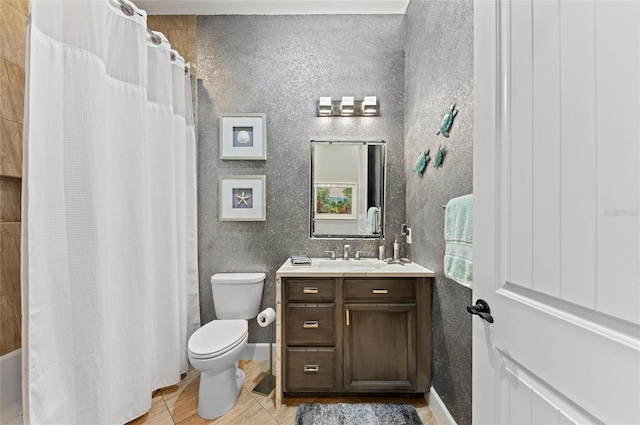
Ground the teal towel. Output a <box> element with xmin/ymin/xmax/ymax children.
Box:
<box><xmin>444</xmin><ymin>194</ymin><xmax>473</xmax><ymax>288</ymax></box>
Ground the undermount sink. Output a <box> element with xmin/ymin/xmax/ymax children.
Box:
<box><xmin>317</xmin><ymin>258</ymin><xmax>386</xmax><ymax>269</ymax></box>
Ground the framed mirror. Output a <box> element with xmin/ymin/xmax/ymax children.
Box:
<box><xmin>310</xmin><ymin>140</ymin><xmax>386</xmax><ymax>239</ymax></box>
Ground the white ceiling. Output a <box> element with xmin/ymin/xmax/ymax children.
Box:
<box><xmin>135</xmin><ymin>0</ymin><xmax>410</xmax><ymax>15</ymax></box>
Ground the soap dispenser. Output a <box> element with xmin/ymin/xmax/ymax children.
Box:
<box><xmin>393</xmin><ymin>235</ymin><xmax>400</xmax><ymax>260</ymax></box>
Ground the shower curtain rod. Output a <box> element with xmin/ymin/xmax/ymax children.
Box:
<box><xmin>117</xmin><ymin>0</ymin><xmax>191</xmax><ymax>75</ymax></box>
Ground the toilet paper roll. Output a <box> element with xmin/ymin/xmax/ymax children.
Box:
<box><xmin>257</xmin><ymin>307</ymin><xmax>276</xmax><ymax>327</ymax></box>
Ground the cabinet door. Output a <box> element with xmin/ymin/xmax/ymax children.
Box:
<box><xmin>343</xmin><ymin>304</ymin><xmax>417</xmax><ymax>391</ymax></box>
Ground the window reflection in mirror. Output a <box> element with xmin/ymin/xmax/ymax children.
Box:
<box><xmin>310</xmin><ymin>140</ymin><xmax>386</xmax><ymax>239</ymax></box>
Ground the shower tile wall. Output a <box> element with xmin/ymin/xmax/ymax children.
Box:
<box><xmin>0</xmin><ymin>0</ymin><xmax>27</xmax><ymax>356</ymax></box>
<box><xmin>147</xmin><ymin>15</ymin><xmax>197</xmax><ymax>66</ymax></box>
<box><xmin>147</xmin><ymin>15</ymin><xmax>197</xmax><ymax>123</ymax></box>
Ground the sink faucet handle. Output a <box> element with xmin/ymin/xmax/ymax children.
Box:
<box><xmin>354</xmin><ymin>250</ymin><xmax>366</xmax><ymax>260</ymax></box>
<box><xmin>324</xmin><ymin>250</ymin><xmax>336</xmax><ymax>260</ymax></box>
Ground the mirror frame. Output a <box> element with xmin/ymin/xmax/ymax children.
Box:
<box><xmin>309</xmin><ymin>140</ymin><xmax>386</xmax><ymax>240</ymax></box>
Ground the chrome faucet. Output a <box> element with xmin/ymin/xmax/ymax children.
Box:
<box><xmin>343</xmin><ymin>244</ymin><xmax>350</xmax><ymax>260</ymax></box>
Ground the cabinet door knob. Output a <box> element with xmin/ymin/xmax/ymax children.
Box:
<box><xmin>303</xmin><ymin>321</ymin><xmax>319</xmax><ymax>329</ymax></box>
<box><xmin>303</xmin><ymin>287</ymin><xmax>319</xmax><ymax>294</ymax></box>
<box><xmin>372</xmin><ymin>289</ymin><xmax>388</xmax><ymax>294</ymax></box>
<box><xmin>346</xmin><ymin>309</ymin><xmax>350</xmax><ymax>326</ymax></box>
<box><xmin>303</xmin><ymin>365</ymin><xmax>319</xmax><ymax>373</ymax></box>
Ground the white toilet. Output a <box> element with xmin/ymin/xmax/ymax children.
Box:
<box><xmin>187</xmin><ymin>272</ymin><xmax>265</xmax><ymax>419</ymax></box>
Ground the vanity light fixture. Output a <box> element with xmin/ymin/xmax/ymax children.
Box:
<box><xmin>318</xmin><ymin>97</ymin><xmax>332</xmax><ymax>115</ymax></box>
<box><xmin>362</xmin><ymin>96</ymin><xmax>378</xmax><ymax>115</ymax></box>
<box><xmin>341</xmin><ymin>96</ymin><xmax>355</xmax><ymax>115</ymax></box>
<box><xmin>316</xmin><ymin>96</ymin><xmax>379</xmax><ymax>117</ymax></box>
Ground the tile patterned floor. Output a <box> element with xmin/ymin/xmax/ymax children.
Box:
<box><xmin>128</xmin><ymin>360</ymin><xmax>439</xmax><ymax>425</ymax></box>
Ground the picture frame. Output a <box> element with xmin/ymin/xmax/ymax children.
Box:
<box><xmin>313</xmin><ymin>182</ymin><xmax>357</xmax><ymax>219</ymax></box>
<box><xmin>219</xmin><ymin>175</ymin><xmax>266</xmax><ymax>221</ymax></box>
<box><xmin>219</xmin><ymin>113</ymin><xmax>267</xmax><ymax>160</ymax></box>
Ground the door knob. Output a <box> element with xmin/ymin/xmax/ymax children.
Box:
<box><xmin>467</xmin><ymin>299</ymin><xmax>494</xmax><ymax>323</ymax></box>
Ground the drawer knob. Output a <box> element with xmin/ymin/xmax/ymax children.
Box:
<box><xmin>303</xmin><ymin>321</ymin><xmax>319</xmax><ymax>329</ymax></box>
<box><xmin>372</xmin><ymin>289</ymin><xmax>388</xmax><ymax>294</ymax></box>
<box><xmin>303</xmin><ymin>287</ymin><xmax>319</xmax><ymax>294</ymax></box>
<box><xmin>303</xmin><ymin>365</ymin><xmax>319</xmax><ymax>373</ymax></box>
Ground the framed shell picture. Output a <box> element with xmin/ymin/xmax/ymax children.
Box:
<box><xmin>219</xmin><ymin>175</ymin><xmax>266</xmax><ymax>221</ymax></box>
<box><xmin>219</xmin><ymin>113</ymin><xmax>267</xmax><ymax>160</ymax></box>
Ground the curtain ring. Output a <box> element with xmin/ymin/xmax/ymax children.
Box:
<box><xmin>118</xmin><ymin>0</ymin><xmax>134</xmax><ymax>16</ymax></box>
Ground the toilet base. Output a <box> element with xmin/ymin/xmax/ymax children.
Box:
<box><xmin>197</xmin><ymin>364</ymin><xmax>245</xmax><ymax>419</ymax></box>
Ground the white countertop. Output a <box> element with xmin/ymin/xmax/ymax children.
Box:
<box><xmin>276</xmin><ymin>257</ymin><xmax>435</xmax><ymax>278</ymax></box>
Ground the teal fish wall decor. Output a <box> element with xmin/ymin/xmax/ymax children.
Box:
<box><xmin>436</xmin><ymin>103</ymin><xmax>458</xmax><ymax>138</ymax></box>
<box><xmin>434</xmin><ymin>145</ymin><xmax>446</xmax><ymax>168</ymax></box>
<box><xmin>412</xmin><ymin>149</ymin><xmax>431</xmax><ymax>178</ymax></box>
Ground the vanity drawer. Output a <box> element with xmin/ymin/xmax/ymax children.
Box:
<box><xmin>287</xmin><ymin>304</ymin><xmax>335</xmax><ymax>346</ymax></box>
<box><xmin>286</xmin><ymin>279</ymin><xmax>336</xmax><ymax>302</ymax></box>
<box><xmin>344</xmin><ymin>278</ymin><xmax>416</xmax><ymax>302</ymax></box>
<box><xmin>286</xmin><ymin>347</ymin><xmax>336</xmax><ymax>392</ymax></box>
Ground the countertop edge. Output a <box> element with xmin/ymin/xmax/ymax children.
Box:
<box><xmin>275</xmin><ymin>259</ymin><xmax>435</xmax><ymax>278</ymax></box>
<box><xmin>276</xmin><ymin>271</ymin><xmax>435</xmax><ymax>278</ymax></box>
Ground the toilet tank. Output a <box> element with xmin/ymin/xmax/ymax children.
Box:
<box><xmin>211</xmin><ymin>273</ymin><xmax>265</xmax><ymax>319</ymax></box>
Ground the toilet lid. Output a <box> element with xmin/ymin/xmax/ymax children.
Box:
<box><xmin>188</xmin><ymin>320</ymin><xmax>248</xmax><ymax>359</ymax></box>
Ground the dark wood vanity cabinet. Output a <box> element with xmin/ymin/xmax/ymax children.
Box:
<box><xmin>281</xmin><ymin>276</ymin><xmax>432</xmax><ymax>395</ymax></box>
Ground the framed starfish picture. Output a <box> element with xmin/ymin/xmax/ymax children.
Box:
<box><xmin>219</xmin><ymin>175</ymin><xmax>266</xmax><ymax>221</ymax></box>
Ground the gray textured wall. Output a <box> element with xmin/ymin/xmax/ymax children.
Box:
<box><xmin>196</xmin><ymin>15</ymin><xmax>406</xmax><ymax>343</ymax></box>
<box><xmin>404</xmin><ymin>1</ymin><xmax>474</xmax><ymax>424</ymax></box>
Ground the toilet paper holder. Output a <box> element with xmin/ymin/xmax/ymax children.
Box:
<box><xmin>252</xmin><ymin>308</ymin><xmax>276</xmax><ymax>396</ymax></box>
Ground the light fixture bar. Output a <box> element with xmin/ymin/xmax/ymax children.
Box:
<box><xmin>316</xmin><ymin>96</ymin><xmax>379</xmax><ymax>117</ymax></box>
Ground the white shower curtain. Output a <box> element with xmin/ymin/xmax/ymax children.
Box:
<box><xmin>22</xmin><ymin>1</ymin><xmax>200</xmax><ymax>423</ymax></box>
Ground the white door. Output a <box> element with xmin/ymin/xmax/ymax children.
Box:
<box><xmin>473</xmin><ymin>1</ymin><xmax>640</xmax><ymax>424</ymax></box>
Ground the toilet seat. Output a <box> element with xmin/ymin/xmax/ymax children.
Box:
<box><xmin>188</xmin><ymin>320</ymin><xmax>248</xmax><ymax>360</ymax></box>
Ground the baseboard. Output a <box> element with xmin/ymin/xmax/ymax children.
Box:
<box><xmin>428</xmin><ymin>386</ymin><xmax>457</xmax><ymax>425</ymax></box>
<box><xmin>240</xmin><ymin>342</ymin><xmax>276</xmax><ymax>361</ymax></box>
